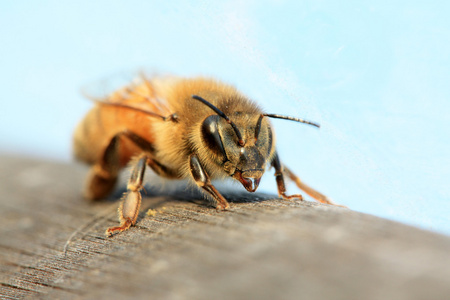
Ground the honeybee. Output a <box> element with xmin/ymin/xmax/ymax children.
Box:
<box><xmin>74</xmin><ymin>75</ymin><xmax>341</xmax><ymax>236</ymax></box>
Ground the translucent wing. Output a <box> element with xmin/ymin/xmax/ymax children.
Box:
<box><xmin>82</xmin><ymin>72</ymin><xmax>173</xmax><ymax>120</ymax></box>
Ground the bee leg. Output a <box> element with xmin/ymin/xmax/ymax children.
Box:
<box><xmin>106</xmin><ymin>155</ymin><xmax>147</xmax><ymax>236</ymax></box>
<box><xmin>271</xmin><ymin>152</ymin><xmax>304</xmax><ymax>201</ymax></box>
<box><xmin>84</xmin><ymin>130</ymin><xmax>156</xmax><ymax>201</ymax></box>
<box><xmin>146</xmin><ymin>158</ymin><xmax>180</xmax><ymax>179</ymax></box>
<box><xmin>282</xmin><ymin>166</ymin><xmax>346</xmax><ymax>207</ymax></box>
<box><xmin>84</xmin><ymin>135</ymin><xmax>121</xmax><ymax>200</ymax></box>
<box><xmin>189</xmin><ymin>154</ymin><xmax>230</xmax><ymax>210</ymax></box>
<box><xmin>272</xmin><ymin>152</ymin><xmax>345</xmax><ymax>207</ymax></box>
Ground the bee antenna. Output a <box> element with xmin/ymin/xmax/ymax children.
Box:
<box><xmin>192</xmin><ymin>95</ymin><xmax>245</xmax><ymax>146</ymax></box>
<box><xmin>255</xmin><ymin>113</ymin><xmax>320</xmax><ymax>141</ymax></box>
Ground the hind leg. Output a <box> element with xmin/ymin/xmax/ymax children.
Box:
<box><xmin>84</xmin><ymin>135</ymin><xmax>121</xmax><ymax>200</ymax></box>
<box><xmin>84</xmin><ymin>130</ymin><xmax>156</xmax><ymax>200</ymax></box>
<box><xmin>283</xmin><ymin>166</ymin><xmax>345</xmax><ymax>207</ymax></box>
<box><xmin>271</xmin><ymin>152</ymin><xmax>345</xmax><ymax>207</ymax></box>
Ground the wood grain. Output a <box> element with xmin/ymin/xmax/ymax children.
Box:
<box><xmin>1</xmin><ymin>155</ymin><xmax>449</xmax><ymax>300</ymax></box>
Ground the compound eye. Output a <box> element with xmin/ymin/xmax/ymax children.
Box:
<box><xmin>255</xmin><ymin>123</ymin><xmax>273</xmax><ymax>157</ymax></box>
<box><xmin>201</xmin><ymin>115</ymin><xmax>228</xmax><ymax>160</ymax></box>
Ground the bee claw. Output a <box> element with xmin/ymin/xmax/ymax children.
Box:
<box><xmin>105</xmin><ymin>219</ymin><xmax>133</xmax><ymax>237</ymax></box>
<box><xmin>215</xmin><ymin>203</ymin><xmax>230</xmax><ymax>211</ymax></box>
<box><xmin>280</xmin><ymin>193</ymin><xmax>304</xmax><ymax>201</ymax></box>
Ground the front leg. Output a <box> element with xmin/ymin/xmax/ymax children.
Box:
<box><xmin>189</xmin><ymin>154</ymin><xmax>230</xmax><ymax>210</ymax></box>
<box><xmin>271</xmin><ymin>152</ymin><xmax>304</xmax><ymax>200</ymax></box>
<box><xmin>106</xmin><ymin>155</ymin><xmax>147</xmax><ymax>236</ymax></box>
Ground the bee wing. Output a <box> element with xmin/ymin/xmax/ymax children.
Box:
<box><xmin>81</xmin><ymin>72</ymin><xmax>173</xmax><ymax>119</ymax></box>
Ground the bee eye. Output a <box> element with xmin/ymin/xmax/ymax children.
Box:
<box><xmin>201</xmin><ymin>115</ymin><xmax>228</xmax><ymax>161</ymax></box>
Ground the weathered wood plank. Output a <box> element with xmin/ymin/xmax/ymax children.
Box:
<box><xmin>1</xmin><ymin>155</ymin><xmax>450</xmax><ymax>300</ymax></box>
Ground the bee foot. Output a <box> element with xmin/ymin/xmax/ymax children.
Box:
<box><xmin>280</xmin><ymin>193</ymin><xmax>304</xmax><ymax>201</ymax></box>
<box><xmin>105</xmin><ymin>219</ymin><xmax>133</xmax><ymax>237</ymax></box>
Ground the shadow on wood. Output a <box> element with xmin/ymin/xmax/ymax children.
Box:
<box><xmin>1</xmin><ymin>155</ymin><xmax>450</xmax><ymax>300</ymax></box>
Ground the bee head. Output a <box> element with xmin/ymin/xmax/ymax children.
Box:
<box><xmin>200</xmin><ymin>114</ymin><xmax>273</xmax><ymax>192</ymax></box>
<box><xmin>194</xmin><ymin>95</ymin><xmax>272</xmax><ymax>192</ymax></box>
<box><xmin>193</xmin><ymin>95</ymin><xmax>319</xmax><ymax>193</ymax></box>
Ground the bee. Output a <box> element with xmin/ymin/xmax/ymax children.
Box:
<box><xmin>74</xmin><ymin>75</ymin><xmax>341</xmax><ymax>236</ymax></box>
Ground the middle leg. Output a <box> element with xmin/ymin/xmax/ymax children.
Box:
<box><xmin>106</xmin><ymin>154</ymin><xmax>147</xmax><ymax>236</ymax></box>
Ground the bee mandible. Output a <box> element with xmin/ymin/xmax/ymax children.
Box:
<box><xmin>73</xmin><ymin>75</ymin><xmax>341</xmax><ymax>236</ymax></box>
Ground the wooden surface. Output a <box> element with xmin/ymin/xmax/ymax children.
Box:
<box><xmin>1</xmin><ymin>155</ymin><xmax>450</xmax><ymax>300</ymax></box>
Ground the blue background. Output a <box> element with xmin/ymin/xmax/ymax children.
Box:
<box><xmin>1</xmin><ymin>1</ymin><xmax>449</xmax><ymax>235</ymax></box>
